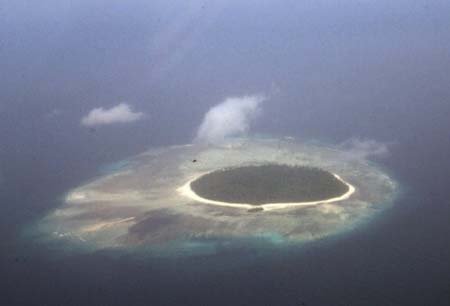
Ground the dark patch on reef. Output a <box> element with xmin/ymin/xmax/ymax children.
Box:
<box><xmin>122</xmin><ymin>209</ymin><xmax>226</xmax><ymax>245</ymax></box>
<box><xmin>190</xmin><ymin>164</ymin><xmax>349</xmax><ymax>205</ymax></box>
<box><xmin>129</xmin><ymin>210</ymin><xmax>179</xmax><ymax>237</ymax></box>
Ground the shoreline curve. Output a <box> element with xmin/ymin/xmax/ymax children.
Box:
<box><xmin>178</xmin><ymin>172</ymin><xmax>356</xmax><ymax>211</ymax></box>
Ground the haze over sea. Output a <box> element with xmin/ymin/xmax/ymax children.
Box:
<box><xmin>1</xmin><ymin>1</ymin><xmax>449</xmax><ymax>305</ymax></box>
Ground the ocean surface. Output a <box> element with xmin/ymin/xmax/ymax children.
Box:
<box><xmin>1</xmin><ymin>1</ymin><xmax>450</xmax><ymax>305</ymax></box>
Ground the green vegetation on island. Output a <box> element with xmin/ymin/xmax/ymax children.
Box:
<box><xmin>190</xmin><ymin>164</ymin><xmax>349</xmax><ymax>205</ymax></box>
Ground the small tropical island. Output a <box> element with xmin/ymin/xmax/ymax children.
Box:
<box><xmin>36</xmin><ymin>137</ymin><xmax>396</xmax><ymax>249</ymax></box>
<box><xmin>187</xmin><ymin>164</ymin><xmax>352</xmax><ymax>209</ymax></box>
<box><xmin>191</xmin><ymin>164</ymin><xmax>349</xmax><ymax>205</ymax></box>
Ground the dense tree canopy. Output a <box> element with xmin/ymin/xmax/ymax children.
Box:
<box><xmin>190</xmin><ymin>164</ymin><xmax>349</xmax><ymax>205</ymax></box>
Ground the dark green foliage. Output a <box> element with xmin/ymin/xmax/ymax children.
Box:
<box><xmin>190</xmin><ymin>164</ymin><xmax>349</xmax><ymax>205</ymax></box>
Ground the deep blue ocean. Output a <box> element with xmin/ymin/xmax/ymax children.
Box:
<box><xmin>1</xmin><ymin>1</ymin><xmax>450</xmax><ymax>305</ymax></box>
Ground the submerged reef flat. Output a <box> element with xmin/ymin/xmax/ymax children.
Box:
<box><xmin>36</xmin><ymin>137</ymin><xmax>396</xmax><ymax>251</ymax></box>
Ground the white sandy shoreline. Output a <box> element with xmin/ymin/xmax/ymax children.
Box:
<box><xmin>178</xmin><ymin>172</ymin><xmax>356</xmax><ymax>211</ymax></box>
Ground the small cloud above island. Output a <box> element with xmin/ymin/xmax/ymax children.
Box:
<box><xmin>81</xmin><ymin>103</ymin><xmax>144</xmax><ymax>127</ymax></box>
<box><xmin>195</xmin><ymin>95</ymin><xmax>265</xmax><ymax>145</ymax></box>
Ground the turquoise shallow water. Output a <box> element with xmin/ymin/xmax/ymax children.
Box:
<box><xmin>7</xmin><ymin>138</ymin><xmax>450</xmax><ymax>306</ymax></box>
<box><xmin>2</xmin><ymin>1</ymin><xmax>450</xmax><ymax>304</ymax></box>
<box><xmin>30</xmin><ymin>139</ymin><xmax>397</xmax><ymax>257</ymax></box>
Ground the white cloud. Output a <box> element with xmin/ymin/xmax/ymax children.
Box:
<box><xmin>339</xmin><ymin>138</ymin><xmax>390</xmax><ymax>160</ymax></box>
<box><xmin>195</xmin><ymin>95</ymin><xmax>265</xmax><ymax>145</ymax></box>
<box><xmin>81</xmin><ymin>103</ymin><xmax>144</xmax><ymax>127</ymax></box>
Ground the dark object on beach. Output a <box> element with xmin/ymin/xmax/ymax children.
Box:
<box><xmin>247</xmin><ymin>207</ymin><xmax>264</xmax><ymax>213</ymax></box>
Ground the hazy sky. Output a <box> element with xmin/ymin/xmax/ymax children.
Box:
<box><xmin>1</xmin><ymin>0</ymin><xmax>450</xmax><ymax>172</ymax></box>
